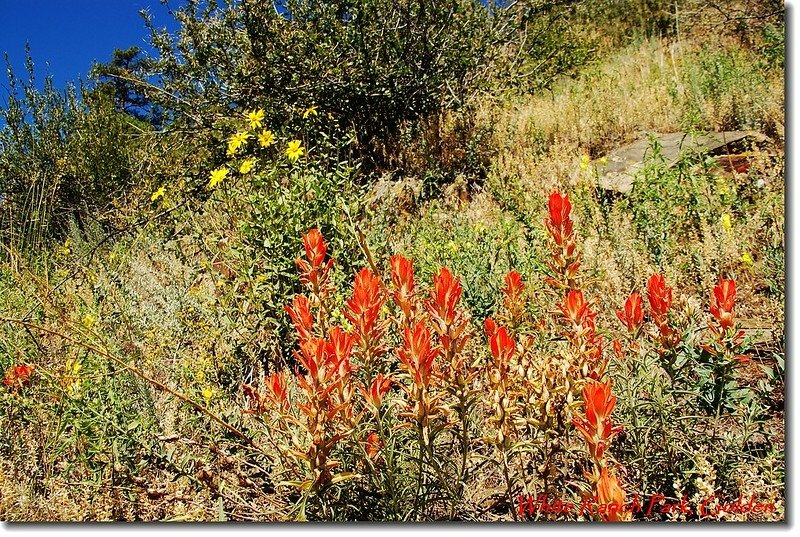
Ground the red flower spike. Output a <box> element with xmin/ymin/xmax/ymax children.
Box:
<box><xmin>484</xmin><ymin>317</ymin><xmax>498</xmax><ymax>340</ymax></box>
<box><xmin>286</xmin><ymin>295</ymin><xmax>314</xmax><ymax>342</ymax></box>
<box><xmin>710</xmin><ymin>279</ymin><xmax>736</xmax><ymax>331</ymax></box>
<box><xmin>489</xmin><ymin>326</ymin><xmax>515</xmax><ymax>367</ymax></box>
<box><xmin>427</xmin><ymin>267</ymin><xmax>463</xmax><ymax>328</ymax></box>
<box><xmin>572</xmin><ymin>380</ymin><xmax>623</xmax><ymax>461</ymax></box>
<box><xmin>560</xmin><ymin>289</ymin><xmax>595</xmax><ymax>327</ymax></box>
<box><xmin>612</xmin><ymin>339</ymin><xmax>625</xmax><ymax>360</ymax></box>
<box><xmin>326</xmin><ymin>327</ymin><xmax>356</xmax><ymax>378</ymax></box>
<box><xmin>502</xmin><ymin>271</ymin><xmax>525</xmax><ymax>318</ymax></box>
<box><xmin>647</xmin><ymin>274</ymin><xmax>672</xmax><ymax>320</ymax></box>
<box><xmin>366</xmin><ymin>431</ymin><xmax>383</xmax><ymax>460</ymax></box>
<box><xmin>345</xmin><ymin>268</ymin><xmax>385</xmax><ymax>338</ymax></box>
<box><xmin>3</xmin><ymin>363</ymin><xmax>34</xmax><ymax>391</ymax></box>
<box><xmin>242</xmin><ymin>383</ymin><xmax>265</xmax><ymax>414</ymax></box>
<box><xmin>390</xmin><ymin>255</ymin><xmax>416</xmax><ymax>320</ymax></box>
<box><xmin>293</xmin><ymin>337</ymin><xmax>329</xmax><ymax>385</ymax></box>
<box><xmin>397</xmin><ymin>321</ymin><xmax>440</xmax><ymax>390</ymax></box>
<box><xmin>303</xmin><ymin>228</ymin><xmax>327</xmax><ymax>268</ymax></box>
<box><xmin>616</xmin><ymin>292</ymin><xmax>644</xmax><ymax>335</ymax></box>
<box><xmin>362</xmin><ymin>373</ymin><xmax>392</xmax><ymax>411</ymax></box>
<box><xmin>265</xmin><ymin>371</ymin><xmax>289</xmax><ymax>411</ymax></box>
<box><xmin>596</xmin><ymin>466</ymin><xmax>629</xmax><ymax>522</ymax></box>
<box><xmin>546</xmin><ymin>192</ymin><xmax>573</xmax><ymax>245</ymax></box>
<box><xmin>295</xmin><ymin>228</ymin><xmax>335</xmax><ymax>293</ymax></box>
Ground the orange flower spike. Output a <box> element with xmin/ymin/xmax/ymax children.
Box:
<box><xmin>573</xmin><ymin>380</ymin><xmax>623</xmax><ymax>460</ymax></box>
<box><xmin>560</xmin><ymin>289</ymin><xmax>595</xmax><ymax>326</ymax></box>
<box><xmin>265</xmin><ymin>371</ymin><xmax>289</xmax><ymax>411</ymax></box>
<box><xmin>345</xmin><ymin>268</ymin><xmax>385</xmax><ymax>339</ymax></box>
<box><xmin>362</xmin><ymin>373</ymin><xmax>392</xmax><ymax>411</ymax></box>
<box><xmin>489</xmin><ymin>326</ymin><xmax>515</xmax><ymax>369</ymax></box>
<box><xmin>286</xmin><ymin>294</ymin><xmax>314</xmax><ymax>342</ymax></box>
<box><xmin>546</xmin><ymin>191</ymin><xmax>574</xmax><ymax>245</ymax></box>
<box><xmin>397</xmin><ymin>321</ymin><xmax>439</xmax><ymax>389</ymax></box>
<box><xmin>3</xmin><ymin>363</ymin><xmax>34</xmax><ymax>390</ymax></box>
<box><xmin>646</xmin><ymin>274</ymin><xmax>672</xmax><ymax>321</ymax></box>
<box><xmin>596</xmin><ymin>466</ymin><xmax>630</xmax><ymax>522</ymax></box>
<box><xmin>326</xmin><ymin>327</ymin><xmax>356</xmax><ymax>378</ymax></box>
<box><xmin>427</xmin><ymin>267</ymin><xmax>463</xmax><ymax>328</ymax></box>
<box><xmin>616</xmin><ymin>292</ymin><xmax>644</xmax><ymax>335</ymax></box>
<box><xmin>502</xmin><ymin>270</ymin><xmax>525</xmax><ymax>316</ymax></box>
<box><xmin>365</xmin><ymin>431</ymin><xmax>383</xmax><ymax>460</ymax></box>
<box><xmin>710</xmin><ymin>278</ymin><xmax>736</xmax><ymax>331</ymax></box>
<box><xmin>390</xmin><ymin>255</ymin><xmax>416</xmax><ymax>319</ymax></box>
<box><xmin>303</xmin><ymin>228</ymin><xmax>327</xmax><ymax>269</ymax></box>
<box><xmin>295</xmin><ymin>228</ymin><xmax>334</xmax><ymax>292</ymax></box>
<box><xmin>293</xmin><ymin>337</ymin><xmax>327</xmax><ymax>385</ymax></box>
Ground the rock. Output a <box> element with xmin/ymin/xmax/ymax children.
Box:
<box><xmin>596</xmin><ymin>131</ymin><xmax>768</xmax><ymax>194</ymax></box>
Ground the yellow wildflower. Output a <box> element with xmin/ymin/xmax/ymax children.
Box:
<box><xmin>202</xmin><ymin>386</ymin><xmax>214</xmax><ymax>401</ymax></box>
<box><xmin>227</xmin><ymin>131</ymin><xmax>251</xmax><ymax>155</ymax></box>
<box><xmin>239</xmin><ymin>158</ymin><xmax>255</xmax><ymax>174</ymax></box>
<box><xmin>720</xmin><ymin>213</ymin><xmax>732</xmax><ymax>232</ymax></box>
<box><xmin>286</xmin><ymin>140</ymin><xmax>305</xmax><ymax>162</ymax></box>
<box><xmin>65</xmin><ymin>358</ymin><xmax>82</xmax><ymax>398</ymax></box>
<box><xmin>302</xmin><ymin>105</ymin><xmax>318</xmax><ymax>119</ymax></box>
<box><xmin>247</xmin><ymin>109</ymin><xmax>265</xmax><ymax>130</ymax></box>
<box><xmin>60</xmin><ymin>239</ymin><xmax>72</xmax><ymax>257</ymax></box>
<box><xmin>741</xmin><ymin>252</ymin><xmax>754</xmax><ymax>267</ymax></box>
<box><xmin>150</xmin><ymin>185</ymin><xmax>166</xmax><ymax>202</ymax></box>
<box><xmin>82</xmin><ymin>314</ymin><xmax>97</xmax><ymax>329</ymax></box>
<box><xmin>208</xmin><ymin>167</ymin><xmax>229</xmax><ymax>188</ymax></box>
<box><xmin>258</xmin><ymin>129</ymin><xmax>275</xmax><ymax>148</ymax></box>
<box><xmin>580</xmin><ymin>154</ymin><xmax>591</xmax><ymax>170</ymax></box>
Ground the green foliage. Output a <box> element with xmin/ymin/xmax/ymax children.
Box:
<box><xmin>385</xmin><ymin>201</ymin><xmax>544</xmax><ymax>320</ymax></box>
<box><xmin>89</xmin><ymin>46</ymin><xmax>163</xmax><ymax>126</ymax></box>
<box><xmin>681</xmin><ymin>46</ymin><xmax>775</xmax><ymax>131</ymax></box>
<box><xmin>142</xmin><ymin>0</ymin><xmax>587</xmax><ymax>171</ymax></box>
<box><xmin>625</xmin><ymin>137</ymin><xmax>723</xmax><ymax>265</ymax></box>
<box><xmin>579</xmin><ymin>0</ymin><xmax>676</xmax><ymax>43</ymax></box>
<box><xmin>0</xmin><ymin>53</ymin><xmax>146</xmax><ymax>256</ymax></box>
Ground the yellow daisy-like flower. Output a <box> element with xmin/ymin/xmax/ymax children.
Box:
<box><xmin>65</xmin><ymin>358</ymin><xmax>83</xmax><ymax>399</ymax></box>
<box><xmin>302</xmin><ymin>105</ymin><xmax>318</xmax><ymax>119</ymax></box>
<box><xmin>286</xmin><ymin>140</ymin><xmax>304</xmax><ymax>162</ymax></box>
<box><xmin>239</xmin><ymin>158</ymin><xmax>255</xmax><ymax>174</ymax></box>
<box><xmin>201</xmin><ymin>386</ymin><xmax>214</xmax><ymax>401</ymax></box>
<box><xmin>720</xmin><ymin>213</ymin><xmax>732</xmax><ymax>232</ymax></box>
<box><xmin>579</xmin><ymin>154</ymin><xmax>591</xmax><ymax>170</ymax></box>
<box><xmin>208</xmin><ymin>167</ymin><xmax>229</xmax><ymax>188</ymax></box>
<box><xmin>247</xmin><ymin>109</ymin><xmax>265</xmax><ymax>130</ymax></box>
<box><xmin>82</xmin><ymin>314</ymin><xmax>97</xmax><ymax>329</ymax></box>
<box><xmin>741</xmin><ymin>252</ymin><xmax>754</xmax><ymax>267</ymax></box>
<box><xmin>150</xmin><ymin>185</ymin><xmax>166</xmax><ymax>202</ymax></box>
<box><xmin>258</xmin><ymin>129</ymin><xmax>275</xmax><ymax>148</ymax></box>
<box><xmin>227</xmin><ymin>131</ymin><xmax>251</xmax><ymax>155</ymax></box>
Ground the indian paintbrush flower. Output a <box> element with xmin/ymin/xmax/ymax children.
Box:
<box><xmin>616</xmin><ymin>292</ymin><xmax>644</xmax><ymax>336</ymax></box>
<box><xmin>572</xmin><ymin>379</ymin><xmax>623</xmax><ymax>461</ymax></box>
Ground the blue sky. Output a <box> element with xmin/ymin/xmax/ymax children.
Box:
<box><xmin>0</xmin><ymin>1</ymin><xmax>178</xmax><ymax>89</ymax></box>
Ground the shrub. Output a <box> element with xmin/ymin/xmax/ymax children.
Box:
<box><xmin>0</xmin><ymin>54</ymin><xmax>146</xmax><ymax>256</ymax></box>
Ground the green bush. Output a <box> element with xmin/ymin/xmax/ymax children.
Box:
<box><xmin>0</xmin><ymin>55</ymin><xmax>146</xmax><ymax>255</ymax></box>
<box><xmin>141</xmin><ymin>1</ymin><xmax>588</xmax><ymax>172</ymax></box>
